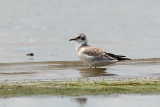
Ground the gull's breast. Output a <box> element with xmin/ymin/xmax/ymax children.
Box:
<box><xmin>77</xmin><ymin>48</ymin><xmax>93</xmax><ymax>63</ymax></box>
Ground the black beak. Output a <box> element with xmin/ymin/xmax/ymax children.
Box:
<box><xmin>69</xmin><ymin>38</ymin><xmax>77</xmax><ymax>41</ymax></box>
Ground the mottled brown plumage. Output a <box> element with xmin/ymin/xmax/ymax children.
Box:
<box><xmin>79</xmin><ymin>46</ymin><xmax>114</xmax><ymax>60</ymax></box>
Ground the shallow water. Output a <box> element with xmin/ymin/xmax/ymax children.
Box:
<box><xmin>0</xmin><ymin>58</ymin><xmax>159</xmax><ymax>81</ymax></box>
<box><xmin>0</xmin><ymin>0</ymin><xmax>160</xmax><ymax>106</ymax></box>
<box><xmin>0</xmin><ymin>0</ymin><xmax>160</xmax><ymax>63</ymax></box>
<box><xmin>0</xmin><ymin>0</ymin><xmax>160</xmax><ymax>81</ymax></box>
<box><xmin>0</xmin><ymin>95</ymin><xmax>160</xmax><ymax>107</ymax></box>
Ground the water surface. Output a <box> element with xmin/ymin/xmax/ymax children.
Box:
<box><xmin>0</xmin><ymin>95</ymin><xmax>160</xmax><ymax>107</ymax></box>
<box><xmin>0</xmin><ymin>58</ymin><xmax>159</xmax><ymax>81</ymax></box>
<box><xmin>0</xmin><ymin>0</ymin><xmax>160</xmax><ymax>63</ymax></box>
<box><xmin>0</xmin><ymin>0</ymin><xmax>160</xmax><ymax>106</ymax></box>
<box><xmin>0</xmin><ymin>0</ymin><xmax>160</xmax><ymax>82</ymax></box>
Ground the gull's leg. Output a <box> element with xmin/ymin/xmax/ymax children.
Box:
<box><xmin>89</xmin><ymin>65</ymin><xmax>92</xmax><ymax>68</ymax></box>
<box><xmin>95</xmin><ymin>66</ymin><xmax>96</xmax><ymax>68</ymax></box>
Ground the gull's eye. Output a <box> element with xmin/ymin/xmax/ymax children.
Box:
<box><xmin>81</xmin><ymin>37</ymin><xmax>85</xmax><ymax>40</ymax></box>
<box><xmin>77</xmin><ymin>36</ymin><xmax>80</xmax><ymax>39</ymax></box>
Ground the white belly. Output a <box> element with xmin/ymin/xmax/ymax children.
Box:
<box><xmin>77</xmin><ymin>52</ymin><xmax>117</xmax><ymax>67</ymax></box>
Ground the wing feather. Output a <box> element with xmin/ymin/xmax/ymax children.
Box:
<box><xmin>81</xmin><ymin>46</ymin><xmax>131</xmax><ymax>61</ymax></box>
<box><xmin>81</xmin><ymin>46</ymin><xmax>115</xmax><ymax>60</ymax></box>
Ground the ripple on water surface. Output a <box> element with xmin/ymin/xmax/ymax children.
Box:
<box><xmin>0</xmin><ymin>58</ymin><xmax>159</xmax><ymax>81</ymax></box>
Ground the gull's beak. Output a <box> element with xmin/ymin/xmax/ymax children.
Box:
<box><xmin>69</xmin><ymin>37</ymin><xmax>77</xmax><ymax>41</ymax></box>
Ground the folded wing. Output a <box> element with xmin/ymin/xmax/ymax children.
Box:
<box><xmin>82</xmin><ymin>46</ymin><xmax>131</xmax><ymax>61</ymax></box>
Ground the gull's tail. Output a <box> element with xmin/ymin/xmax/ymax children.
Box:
<box><xmin>107</xmin><ymin>53</ymin><xmax>131</xmax><ymax>61</ymax></box>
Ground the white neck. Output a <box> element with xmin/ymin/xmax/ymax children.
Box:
<box><xmin>76</xmin><ymin>41</ymin><xmax>88</xmax><ymax>51</ymax></box>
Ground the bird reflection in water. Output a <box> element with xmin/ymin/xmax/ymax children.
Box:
<box><xmin>72</xmin><ymin>98</ymin><xmax>87</xmax><ymax>106</ymax></box>
<box><xmin>78</xmin><ymin>68</ymin><xmax>116</xmax><ymax>78</ymax></box>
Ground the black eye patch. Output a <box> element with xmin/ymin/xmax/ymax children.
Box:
<box><xmin>81</xmin><ymin>37</ymin><xmax>85</xmax><ymax>40</ymax></box>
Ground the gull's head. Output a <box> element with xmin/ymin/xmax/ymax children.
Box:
<box><xmin>69</xmin><ymin>33</ymin><xmax>88</xmax><ymax>45</ymax></box>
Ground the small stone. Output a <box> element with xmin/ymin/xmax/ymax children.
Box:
<box><xmin>26</xmin><ymin>53</ymin><xmax>34</xmax><ymax>56</ymax></box>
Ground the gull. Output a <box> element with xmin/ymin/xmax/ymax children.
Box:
<box><xmin>69</xmin><ymin>33</ymin><xmax>131</xmax><ymax>68</ymax></box>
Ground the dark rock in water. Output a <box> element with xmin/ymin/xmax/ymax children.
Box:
<box><xmin>26</xmin><ymin>53</ymin><xmax>34</xmax><ymax>56</ymax></box>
